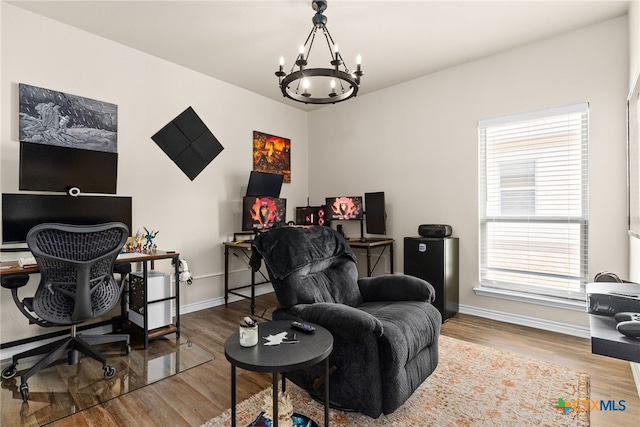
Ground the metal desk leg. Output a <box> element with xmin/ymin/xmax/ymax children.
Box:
<box><xmin>389</xmin><ymin>242</ymin><xmax>394</xmax><ymax>274</ymax></box>
<box><xmin>366</xmin><ymin>247</ymin><xmax>372</xmax><ymax>277</ymax></box>
<box><xmin>143</xmin><ymin>261</ymin><xmax>149</xmax><ymax>349</ymax></box>
<box><xmin>324</xmin><ymin>357</ymin><xmax>330</xmax><ymax>427</ymax></box>
<box><xmin>174</xmin><ymin>255</ymin><xmax>180</xmax><ymax>339</ymax></box>
<box><xmin>273</xmin><ymin>372</ymin><xmax>279</xmax><ymax>427</ymax></box>
<box><xmin>224</xmin><ymin>246</ymin><xmax>230</xmax><ymax>306</ymax></box>
<box><xmin>231</xmin><ymin>365</ymin><xmax>236</xmax><ymax>427</ymax></box>
<box><xmin>250</xmin><ymin>266</ymin><xmax>256</xmax><ymax>315</ymax></box>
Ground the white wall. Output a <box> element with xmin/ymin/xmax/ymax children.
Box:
<box><xmin>0</xmin><ymin>4</ymin><xmax>308</xmax><ymax>343</ymax></box>
<box><xmin>308</xmin><ymin>17</ymin><xmax>629</xmax><ymax>329</ymax></box>
<box><xmin>629</xmin><ymin>1</ymin><xmax>640</xmax><ymax>283</ymax></box>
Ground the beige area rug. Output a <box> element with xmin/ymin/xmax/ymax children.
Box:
<box><xmin>203</xmin><ymin>335</ymin><xmax>589</xmax><ymax>427</ymax></box>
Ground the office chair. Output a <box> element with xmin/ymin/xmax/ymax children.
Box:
<box><xmin>0</xmin><ymin>222</ymin><xmax>130</xmax><ymax>401</ymax></box>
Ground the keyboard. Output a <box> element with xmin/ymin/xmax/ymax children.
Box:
<box><xmin>19</xmin><ymin>256</ymin><xmax>37</xmax><ymax>267</ymax></box>
<box><xmin>117</xmin><ymin>252</ymin><xmax>145</xmax><ymax>260</ymax></box>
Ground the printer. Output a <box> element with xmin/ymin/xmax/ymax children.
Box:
<box><xmin>587</xmin><ymin>282</ymin><xmax>640</xmax><ymax>315</ymax></box>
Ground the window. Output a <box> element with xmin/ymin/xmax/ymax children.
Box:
<box><xmin>479</xmin><ymin>103</ymin><xmax>588</xmax><ymax>300</ymax></box>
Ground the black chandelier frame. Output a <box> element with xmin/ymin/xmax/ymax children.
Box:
<box><xmin>276</xmin><ymin>0</ymin><xmax>363</xmax><ymax>105</ymax></box>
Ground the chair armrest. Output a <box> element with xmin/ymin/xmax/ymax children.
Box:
<box><xmin>295</xmin><ymin>302</ymin><xmax>383</xmax><ymax>340</ymax></box>
<box><xmin>1</xmin><ymin>274</ymin><xmax>30</xmax><ymax>289</ymax></box>
<box><xmin>358</xmin><ymin>274</ymin><xmax>436</xmax><ymax>303</ymax></box>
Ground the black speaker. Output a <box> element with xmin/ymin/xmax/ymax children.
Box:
<box><xmin>418</xmin><ymin>224</ymin><xmax>452</xmax><ymax>238</ymax></box>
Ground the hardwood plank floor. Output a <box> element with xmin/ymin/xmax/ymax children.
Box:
<box><xmin>7</xmin><ymin>293</ymin><xmax>639</xmax><ymax>426</ymax></box>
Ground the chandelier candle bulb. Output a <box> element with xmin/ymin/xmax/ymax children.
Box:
<box><xmin>329</xmin><ymin>79</ymin><xmax>337</xmax><ymax>97</ymax></box>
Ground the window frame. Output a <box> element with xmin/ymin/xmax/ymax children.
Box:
<box><xmin>478</xmin><ymin>103</ymin><xmax>589</xmax><ymax>302</ymax></box>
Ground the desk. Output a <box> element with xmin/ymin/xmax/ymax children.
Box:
<box><xmin>587</xmin><ymin>282</ymin><xmax>640</xmax><ymax>397</ymax></box>
<box><xmin>0</xmin><ymin>250</ymin><xmax>180</xmax><ymax>350</ymax></box>
<box><xmin>347</xmin><ymin>238</ymin><xmax>394</xmax><ymax>277</ymax></box>
<box><xmin>224</xmin><ymin>321</ymin><xmax>332</xmax><ymax>427</ymax></box>
<box><xmin>223</xmin><ymin>242</ymin><xmax>269</xmax><ymax>315</ymax></box>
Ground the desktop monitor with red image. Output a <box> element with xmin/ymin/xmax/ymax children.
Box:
<box><xmin>325</xmin><ymin>196</ymin><xmax>363</xmax><ymax>221</ymax></box>
<box><xmin>242</xmin><ymin>196</ymin><xmax>287</xmax><ymax>231</ymax></box>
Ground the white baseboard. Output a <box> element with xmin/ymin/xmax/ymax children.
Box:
<box><xmin>179</xmin><ymin>283</ymin><xmax>274</xmax><ymax>315</ymax></box>
<box><xmin>458</xmin><ymin>304</ymin><xmax>591</xmax><ymax>339</ymax></box>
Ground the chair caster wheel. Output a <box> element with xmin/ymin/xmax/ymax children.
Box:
<box><xmin>125</xmin><ymin>344</ymin><xmax>131</xmax><ymax>355</ymax></box>
<box><xmin>20</xmin><ymin>383</ymin><xmax>29</xmax><ymax>401</ymax></box>
<box><xmin>103</xmin><ymin>365</ymin><xmax>116</xmax><ymax>379</ymax></box>
<box><xmin>1</xmin><ymin>365</ymin><xmax>17</xmax><ymax>380</ymax></box>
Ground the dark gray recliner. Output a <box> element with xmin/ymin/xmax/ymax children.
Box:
<box><xmin>251</xmin><ymin>226</ymin><xmax>441</xmax><ymax>418</ymax></box>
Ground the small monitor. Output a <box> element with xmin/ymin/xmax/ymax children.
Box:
<box><xmin>295</xmin><ymin>206</ymin><xmax>326</xmax><ymax>226</ymax></box>
<box><xmin>365</xmin><ymin>192</ymin><xmax>386</xmax><ymax>235</ymax></box>
<box><xmin>246</xmin><ymin>171</ymin><xmax>284</xmax><ymax>197</ymax></box>
<box><xmin>242</xmin><ymin>196</ymin><xmax>287</xmax><ymax>231</ymax></box>
<box><xmin>325</xmin><ymin>196</ymin><xmax>363</xmax><ymax>221</ymax></box>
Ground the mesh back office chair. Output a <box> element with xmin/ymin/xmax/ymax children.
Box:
<box><xmin>0</xmin><ymin>223</ymin><xmax>130</xmax><ymax>401</ymax></box>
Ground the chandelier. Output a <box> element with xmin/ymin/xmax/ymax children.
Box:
<box><xmin>275</xmin><ymin>0</ymin><xmax>363</xmax><ymax>105</ymax></box>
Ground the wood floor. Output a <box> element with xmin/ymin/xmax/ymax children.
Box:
<box><xmin>8</xmin><ymin>293</ymin><xmax>640</xmax><ymax>427</ymax></box>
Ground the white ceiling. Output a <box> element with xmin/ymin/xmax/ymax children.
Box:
<box><xmin>6</xmin><ymin>0</ymin><xmax>631</xmax><ymax>111</ymax></box>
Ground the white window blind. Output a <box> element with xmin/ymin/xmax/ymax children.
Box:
<box><xmin>479</xmin><ymin>103</ymin><xmax>589</xmax><ymax>300</ymax></box>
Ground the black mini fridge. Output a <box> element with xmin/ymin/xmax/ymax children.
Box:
<box><xmin>404</xmin><ymin>237</ymin><xmax>459</xmax><ymax>322</ymax></box>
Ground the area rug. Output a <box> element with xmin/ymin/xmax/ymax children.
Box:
<box><xmin>1</xmin><ymin>335</ymin><xmax>213</xmax><ymax>427</ymax></box>
<box><xmin>203</xmin><ymin>335</ymin><xmax>589</xmax><ymax>427</ymax></box>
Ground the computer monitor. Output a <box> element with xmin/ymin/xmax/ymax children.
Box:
<box><xmin>20</xmin><ymin>142</ymin><xmax>118</xmax><ymax>194</ymax></box>
<box><xmin>325</xmin><ymin>196</ymin><xmax>363</xmax><ymax>221</ymax></box>
<box><xmin>1</xmin><ymin>193</ymin><xmax>132</xmax><ymax>245</ymax></box>
<box><xmin>242</xmin><ymin>196</ymin><xmax>287</xmax><ymax>231</ymax></box>
<box><xmin>245</xmin><ymin>171</ymin><xmax>284</xmax><ymax>197</ymax></box>
<box><xmin>365</xmin><ymin>191</ymin><xmax>386</xmax><ymax>235</ymax></box>
<box><xmin>295</xmin><ymin>206</ymin><xmax>326</xmax><ymax>226</ymax></box>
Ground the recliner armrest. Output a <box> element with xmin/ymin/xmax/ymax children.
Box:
<box><xmin>358</xmin><ymin>274</ymin><xmax>436</xmax><ymax>303</ymax></box>
<box><xmin>295</xmin><ymin>302</ymin><xmax>383</xmax><ymax>340</ymax></box>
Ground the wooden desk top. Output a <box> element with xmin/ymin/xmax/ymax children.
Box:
<box><xmin>0</xmin><ymin>250</ymin><xmax>179</xmax><ymax>276</ymax></box>
<box><xmin>223</xmin><ymin>241</ymin><xmax>253</xmax><ymax>249</ymax></box>
<box><xmin>347</xmin><ymin>238</ymin><xmax>394</xmax><ymax>248</ymax></box>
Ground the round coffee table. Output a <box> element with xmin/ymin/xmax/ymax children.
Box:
<box><xmin>224</xmin><ymin>320</ymin><xmax>333</xmax><ymax>427</ymax></box>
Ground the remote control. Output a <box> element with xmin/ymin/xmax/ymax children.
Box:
<box><xmin>291</xmin><ymin>321</ymin><xmax>316</xmax><ymax>334</ymax></box>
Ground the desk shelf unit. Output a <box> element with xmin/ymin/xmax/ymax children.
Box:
<box><xmin>118</xmin><ymin>251</ymin><xmax>181</xmax><ymax>349</ymax></box>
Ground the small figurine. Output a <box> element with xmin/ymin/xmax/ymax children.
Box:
<box><xmin>143</xmin><ymin>227</ymin><xmax>159</xmax><ymax>251</ymax></box>
<box><xmin>262</xmin><ymin>391</ymin><xmax>293</xmax><ymax>427</ymax></box>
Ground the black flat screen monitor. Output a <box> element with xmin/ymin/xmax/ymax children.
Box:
<box><xmin>242</xmin><ymin>196</ymin><xmax>286</xmax><ymax>231</ymax></box>
<box><xmin>20</xmin><ymin>142</ymin><xmax>118</xmax><ymax>194</ymax></box>
<box><xmin>1</xmin><ymin>193</ymin><xmax>132</xmax><ymax>244</ymax></box>
<box><xmin>245</xmin><ymin>171</ymin><xmax>284</xmax><ymax>197</ymax></box>
<box><xmin>295</xmin><ymin>206</ymin><xmax>326</xmax><ymax>226</ymax></box>
<box><xmin>325</xmin><ymin>196</ymin><xmax>363</xmax><ymax>221</ymax></box>
<box><xmin>365</xmin><ymin>192</ymin><xmax>386</xmax><ymax>235</ymax></box>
